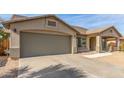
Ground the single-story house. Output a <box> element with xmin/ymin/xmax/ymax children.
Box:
<box><xmin>2</xmin><ymin>14</ymin><xmax>123</xmax><ymax>58</ymax></box>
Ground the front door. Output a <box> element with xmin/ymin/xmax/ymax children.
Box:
<box><xmin>90</xmin><ymin>37</ymin><xmax>96</xmax><ymax>51</ymax></box>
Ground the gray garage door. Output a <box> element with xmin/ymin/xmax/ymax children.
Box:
<box><xmin>20</xmin><ymin>32</ymin><xmax>71</xmax><ymax>58</ymax></box>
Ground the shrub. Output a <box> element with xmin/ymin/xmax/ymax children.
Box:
<box><xmin>0</xmin><ymin>30</ymin><xmax>9</xmax><ymax>41</ymax></box>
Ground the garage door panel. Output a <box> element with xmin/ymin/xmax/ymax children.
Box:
<box><xmin>20</xmin><ymin>32</ymin><xmax>71</xmax><ymax>58</ymax></box>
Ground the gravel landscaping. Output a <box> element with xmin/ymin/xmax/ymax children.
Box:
<box><xmin>93</xmin><ymin>51</ymin><xmax>124</xmax><ymax>68</ymax></box>
<box><xmin>0</xmin><ymin>57</ymin><xmax>19</xmax><ymax>78</ymax></box>
<box><xmin>0</xmin><ymin>56</ymin><xmax>8</xmax><ymax>67</ymax></box>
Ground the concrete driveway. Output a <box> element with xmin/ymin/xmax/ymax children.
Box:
<box><xmin>19</xmin><ymin>54</ymin><xmax>124</xmax><ymax>78</ymax></box>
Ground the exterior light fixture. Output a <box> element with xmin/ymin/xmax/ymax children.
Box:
<box><xmin>13</xmin><ymin>28</ymin><xmax>17</xmax><ymax>33</ymax></box>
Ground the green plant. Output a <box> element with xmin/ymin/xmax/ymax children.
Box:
<box><xmin>0</xmin><ymin>28</ymin><xmax>9</xmax><ymax>41</ymax></box>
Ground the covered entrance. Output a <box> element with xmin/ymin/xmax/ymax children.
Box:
<box><xmin>102</xmin><ymin>37</ymin><xmax>118</xmax><ymax>52</ymax></box>
<box><xmin>88</xmin><ymin>36</ymin><xmax>119</xmax><ymax>52</ymax></box>
<box><xmin>87</xmin><ymin>26</ymin><xmax>121</xmax><ymax>53</ymax></box>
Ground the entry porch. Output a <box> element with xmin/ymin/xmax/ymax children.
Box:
<box><xmin>77</xmin><ymin>35</ymin><xmax>120</xmax><ymax>53</ymax></box>
<box><xmin>87</xmin><ymin>36</ymin><xmax>119</xmax><ymax>52</ymax></box>
<box><xmin>77</xmin><ymin>26</ymin><xmax>121</xmax><ymax>53</ymax></box>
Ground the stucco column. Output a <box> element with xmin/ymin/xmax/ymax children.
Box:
<box><xmin>117</xmin><ymin>37</ymin><xmax>120</xmax><ymax>51</ymax></box>
<box><xmin>96</xmin><ymin>36</ymin><xmax>102</xmax><ymax>52</ymax></box>
<box><xmin>9</xmin><ymin>29</ymin><xmax>20</xmax><ymax>58</ymax></box>
<box><xmin>86</xmin><ymin>37</ymin><xmax>90</xmax><ymax>51</ymax></box>
<box><xmin>71</xmin><ymin>35</ymin><xmax>77</xmax><ymax>54</ymax></box>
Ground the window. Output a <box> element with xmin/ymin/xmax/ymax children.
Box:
<box><xmin>47</xmin><ymin>20</ymin><xmax>57</xmax><ymax>27</ymax></box>
<box><xmin>82</xmin><ymin>37</ymin><xmax>87</xmax><ymax>48</ymax></box>
<box><xmin>77</xmin><ymin>37</ymin><xmax>82</xmax><ymax>47</ymax></box>
<box><xmin>77</xmin><ymin>37</ymin><xmax>86</xmax><ymax>48</ymax></box>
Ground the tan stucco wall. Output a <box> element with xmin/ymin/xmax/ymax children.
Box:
<box><xmin>86</xmin><ymin>37</ymin><xmax>90</xmax><ymax>51</ymax></box>
<box><xmin>96</xmin><ymin>36</ymin><xmax>102</xmax><ymax>52</ymax></box>
<box><xmin>9</xmin><ymin>17</ymin><xmax>77</xmax><ymax>58</ymax></box>
<box><xmin>71</xmin><ymin>35</ymin><xmax>77</xmax><ymax>53</ymax></box>
<box><xmin>10</xmin><ymin>17</ymin><xmax>76</xmax><ymax>35</ymax></box>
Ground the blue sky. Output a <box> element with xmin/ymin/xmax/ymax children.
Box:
<box><xmin>0</xmin><ymin>14</ymin><xmax>124</xmax><ymax>35</ymax></box>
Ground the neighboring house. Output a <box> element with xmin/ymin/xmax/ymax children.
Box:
<box><xmin>119</xmin><ymin>37</ymin><xmax>124</xmax><ymax>51</ymax></box>
<box><xmin>120</xmin><ymin>37</ymin><xmax>124</xmax><ymax>43</ymax></box>
<box><xmin>2</xmin><ymin>14</ymin><xmax>123</xmax><ymax>58</ymax></box>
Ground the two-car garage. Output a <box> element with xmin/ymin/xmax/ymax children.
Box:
<box><xmin>3</xmin><ymin>15</ymin><xmax>77</xmax><ymax>58</ymax></box>
<box><xmin>20</xmin><ymin>32</ymin><xmax>72</xmax><ymax>58</ymax></box>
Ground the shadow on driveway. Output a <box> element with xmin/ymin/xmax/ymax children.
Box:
<box><xmin>0</xmin><ymin>56</ymin><xmax>8</xmax><ymax>67</ymax></box>
<box><xmin>0</xmin><ymin>64</ymin><xmax>87</xmax><ymax>78</ymax></box>
<box><xmin>0</xmin><ymin>66</ymin><xmax>30</xmax><ymax>78</ymax></box>
<box><xmin>26</xmin><ymin>64</ymin><xmax>87</xmax><ymax>78</ymax></box>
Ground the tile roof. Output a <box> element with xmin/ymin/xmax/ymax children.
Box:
<box><xmin>72</xmin><ymin>26</ymin><xmax>88</xmax><ymax>35</ymax></box>
<box><xmin>86</xmin><ymin>25</ymin><xmax>122</xmax><ymax>37</ymax></box>
<box><xmin>2</xmin><ymin>14</ymin><xmax>59</xmax><ymax>24</ymax></box>
<box><xmin>120</xmin><ymin>37</ymin><xmax>124</xmax><ymax>39</ymax></box>
<box><xmin>11</xmin><ymin>14</ymin><xmax>28</xmax><ymax>20</ymax></box>
<box><xmin>86</xmin><ymin>25</ymin><xmax>114</xmax><ymax>35</ymax></box>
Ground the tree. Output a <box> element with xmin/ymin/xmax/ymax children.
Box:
<box><xmin>0</xmin><ymin>28</ymin><xmax>10</xmax><ymax>41</ymax></box>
